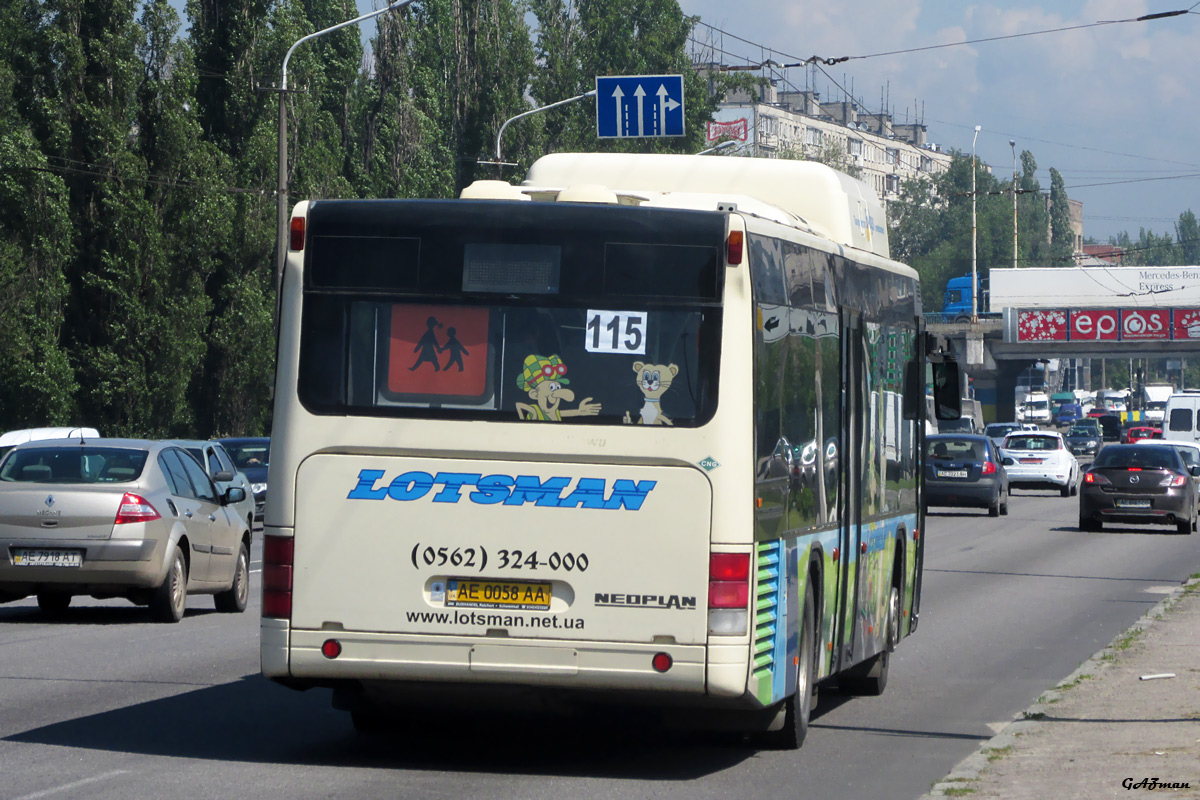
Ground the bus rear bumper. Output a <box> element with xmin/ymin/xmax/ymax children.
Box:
<box><xmin>282</xmin><ymin>628</ymin><xmax>706</xmax><ymax>693</ymax></box>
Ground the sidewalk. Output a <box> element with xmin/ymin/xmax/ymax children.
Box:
<box><xmin>924</xmin><ymin>579</ymin><xmax>1200</xmax><ymax>800</ymax></box>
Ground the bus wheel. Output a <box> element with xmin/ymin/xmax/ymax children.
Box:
<box><xmin>841</xmin><ymin>585</ymin><xmax>897</xmax><ymax>696</ymax></box>
<box><xmin>758</xmin><ymin>580</ymin><xmax>816</xmax><ymax>750</ymax></box>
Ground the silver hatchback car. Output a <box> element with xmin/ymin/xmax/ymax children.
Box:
<box><xmin>0</xmin><ymin>439</ymin><xmax>251</xmax><ymax>621</ymax></box>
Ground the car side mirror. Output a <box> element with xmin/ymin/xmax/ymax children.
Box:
<box><xmin>1003</xmin><ymin>457</ymin><xmax>1014</xmax><ymax>466</ymax></box>
<box><xmin>1190</xmin><ymin>466</ymin><xmax>1200</xmax><ymax>478</ymax></box>
<box><xmin>223</xmin><ymin>486</ymin><xmax>246</xmax><ymax>505</ymax></box>
<box><xmin>214</xmin><ymin>469</ymin><xmax>234</xmax><ymax>482</ymax></box>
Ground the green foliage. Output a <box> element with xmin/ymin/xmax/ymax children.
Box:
<box><xmin>530</xmin><ymin>0</ymin><xmax>715</xmax><ymax>158</ymax></box>
<box><xmin>888</xmin><ymin>150</ymin><xmax>1070</xmax><ymax>312</ymax></box>
<box><xmin>0</xmin><ymin>0</ymin><xmax>732</xmax><ymax>436</ymax></box>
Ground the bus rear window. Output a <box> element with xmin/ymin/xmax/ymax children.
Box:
<box><xmin>300</xmin><ymin>300</ymin><xmax>719</xmax><ymax>426</ymax></box>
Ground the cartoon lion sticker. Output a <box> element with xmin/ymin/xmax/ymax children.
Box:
<box><xmin>623</xmin><ymin>361</ymin><xmax>679</xmax><ymax>426</ymax></box>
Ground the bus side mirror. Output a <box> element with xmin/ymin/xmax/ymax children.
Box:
<box><xmin>902</xmin><ymin>359</ymin><xmax>921</xmax><ymax>420</ymax></box>
<box><xmin>932</xmin><ymin>361</ymin><xmax>962</xmax><ymax>421</ymax></box>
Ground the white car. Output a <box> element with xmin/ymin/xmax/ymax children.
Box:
<box><xmin>0</xmin><ymin>427</ymin><xmax>100</xmax><ymax>460</ymax></box>
<box><xmin>1001</xmin><ymin>431</ymin><xmax>1080</xmax><ymax>497</ymax></box>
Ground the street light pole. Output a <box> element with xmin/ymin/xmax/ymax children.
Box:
<box><xmin>971</xmin><ymin>124</ymin><xmax>981</xmax><ymax>323</ymax></box>
<box><xmin>275</xmin><ymin>0</ymin><xmax>416</xmax><ymax>312</ymax></box>
<box><xmin>491</xmin><ymin>90</ymin><xmax>597</xmax><ymax>165</ymax></box>
<box><xmin>1010</xmin><ymin>139</ymin><xmax>1018</xmax><ymax>270</ymax></box>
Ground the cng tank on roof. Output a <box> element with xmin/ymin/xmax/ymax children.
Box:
<box><xmin>524</xmin><ymin>152</ymin><xmax>890</xmax><ymax>259</ymax></box>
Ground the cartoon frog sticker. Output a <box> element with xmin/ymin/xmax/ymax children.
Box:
<box><xmin>515</xmin><ymin>354</ymin><xmax>602</xmax><ymax>421</ymax></box>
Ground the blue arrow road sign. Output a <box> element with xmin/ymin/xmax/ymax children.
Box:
<box><xmin>595</xmin><ymin>75</ymin><xmax>685</xmax><ymax>139</ymax></box>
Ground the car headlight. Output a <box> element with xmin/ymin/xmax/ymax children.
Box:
<box><xmin>251</xmin><ymin>483</ymin><xmax>268</xmax><ymax>495</ymax></box>
<box><xmin>1087</xmin><ymin>440</ymin><xmax>1098</xmax><ymax>447</ymax></box>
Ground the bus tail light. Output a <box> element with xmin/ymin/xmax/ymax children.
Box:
<box><xmin>289</xmin><ymin>216</ymin><xmax>306</xmax><ymax>251</ymax></box>
<box><xmin>262</xmin><ymin>534</ymin><xmax>294</xmax><ymax>620</ymax></box>
<box><xmin>709</xmin><ymin>552</ymin><xmax>750</xmax><ymax>636</ymax></box>
<box><xmin>726</xmin><ymin>230</ymin><xmax>744</xmax><ymax>265</ymax></box>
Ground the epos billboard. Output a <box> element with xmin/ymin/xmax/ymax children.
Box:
<box><xmin>1010</xmin><ymin>308</ymin><xmax>1200</xmax><ymax>342</ymax></box>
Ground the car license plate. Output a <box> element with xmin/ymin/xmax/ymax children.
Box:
<box><xmin>937</xmin><ymin>470</ymin><xmax>968</xmax><ymax>478</ymax></box>
<box><xmin>12</xmin><ymin>549</ymin><xmax>83</xmax><ymax>568</ymax></box>
<box><xmin>1020</xmin><ymin>457</ymin><xmax>1044</xmax><ymax>464</ymax></box>
<box><xmin>445</xmin><ymin>578</ymin><xmax>551</xmax><ymax>611</ymax></box>
<box><xmin>1116</xmin><ymin>499</ymin><xmax>1151</xmax><ymax>509</ymax></box>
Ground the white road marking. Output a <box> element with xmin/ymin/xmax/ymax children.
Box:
<box><xmin>1143</xmin><ymin>585</ymin><xmax>1177</xmax><ymax>595</ymax></box>
<box><xmin>12</xmin><ymin>770</ymin><xmax>129</xmax><ymax>800</ymax></box>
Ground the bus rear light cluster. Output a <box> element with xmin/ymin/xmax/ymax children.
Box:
<box><xmin>262</xmin><ymin>534</ymin><xmax>294</xmax><ymax>620</ymax></box>
<box><xmin>708</xmin><ymin>552</ymin><xmax>749</xmax><ymax>636</ymax></box>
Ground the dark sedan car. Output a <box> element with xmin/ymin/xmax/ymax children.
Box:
<box><xmin>1079</xmin><ymin>444</ymin><xmax>1200</xmax><ymax>534</ymax></box>
<box><xmin>1064</xmin><ymin>425</ymin><xmax>1103</xmax><ymax>459</ymax></box>
<box><xmin>217</xmin><ymin>437</ymin><xmax>269</xmax><ymax>518</ymax></box>
<box><xmin>925</xmin><ymin>434</ymin><xmax>1012</xmax><ymax>516</ymax></box>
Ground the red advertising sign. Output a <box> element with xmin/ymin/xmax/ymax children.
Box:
<box><xmin>706</xmin><ymin>118</ymin><xmax>748</xmax><ymax>142</ymax></box>
<box><xmin>1016</xmin><ymin>310</ymin><xmax>1067</xmax><ymax>341</ymax></box>
<box><xmin>1069</xmin><ymin>309</ymin><xmax>1120</xmax><ymax>341</ymax></box>
<box><xmin>1173</xmin><ymin>309</ymin><xmax>1200</xmax><ymax>341</ymax></box>
<box><xmin>1119</xmin><ymin>309</ymin><xmax>1170</xmax><ymax>340</ymax></box>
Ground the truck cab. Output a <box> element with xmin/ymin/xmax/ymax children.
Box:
<box><xmin>942</xmin><ymin>275</ymin><xmax>983</xmax><ymax>321</ymax></box>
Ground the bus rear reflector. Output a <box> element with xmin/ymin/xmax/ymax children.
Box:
<box><xmin>289</xmin><ymin>216</ymin><xmax>306</xmax><ymax>251</ymax></box>
<box><xmin>262</xmin><ymin>534</ymin><xmax>294</xmax><ymax>620</ymax></box>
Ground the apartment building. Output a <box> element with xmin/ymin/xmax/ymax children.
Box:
<box><xmin>707</xmin><ymin>79</ymin><xmax>955</xmax><ymax>205</ymax></box>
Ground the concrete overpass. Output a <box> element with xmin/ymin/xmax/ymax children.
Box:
<box><xmin>928</xmin><ymin>309</ymin><xmax>1200</xmax><ymax>422</ymax></box>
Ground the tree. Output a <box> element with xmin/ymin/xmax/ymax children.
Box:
<box><xmin>779</xmin><ymin>137</ymin><xmax>861</xmax><ymax>178</ymax></box>
<box><xmin>0</xmin><ymin>1</ymin><xmax>77</xmax><ymax>426</ymax></box>
<box><xmin>1048</xmin><ymin>167</ymin><xmax>1073</xmax><ymax>264</ymax></box>
<box><xmin>1176</xmin><ymin>210</ymin><xmax>1200</xmax><ymax>265</ymax></box>
<box><xmin>406</xmin><ymin>0</ymin><xmax>537</xmax><ymax>193</ymax></box>
<box><xmin>531</xmin><ymin>0</ymin><xmax>716</xmax><ymax>158</ymax></box>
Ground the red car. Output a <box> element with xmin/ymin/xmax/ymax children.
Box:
<box><xmin>1087</xmin><ymin>408</ymin><xmax>1111</xmax><ymax>418</ymax></box>
<box><xmin>1122</xmin><ymin>426</ymin><xmax>1162</xmax><ymax>444</ymax></box>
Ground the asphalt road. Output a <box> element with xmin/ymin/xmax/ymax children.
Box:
<box><xmin>2</xmin><ymin>492</ymin><xmax>1199</xmax><ymax>800</ymax></box>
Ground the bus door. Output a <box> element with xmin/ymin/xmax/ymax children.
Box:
<box><xmin>834</xmin><ymin>310</ymin><xmax>867</xmax><ymax>670</ymax></box>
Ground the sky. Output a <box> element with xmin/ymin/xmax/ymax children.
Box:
<box><xmin>674</xmin><ymin>0</ymin><xmax>1200</xmax><ymax>244</ymax></box>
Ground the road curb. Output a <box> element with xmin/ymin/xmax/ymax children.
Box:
<box><xmin>921</xmin><ymin>576</ymin><xmax>1200</xmax><ymax>799</ymax></box>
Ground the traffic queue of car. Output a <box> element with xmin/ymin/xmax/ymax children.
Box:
<box><xmin>930</xmin><ymin>405</ymin><xmax>1199</xmax><ymax>537</ymax></box>
<box><xmin>0</xmin><ymin>430</ymin><xmax>269</xmax><ymax>621</ymax></box>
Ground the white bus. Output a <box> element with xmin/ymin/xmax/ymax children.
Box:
<box><xmin>261</xmin><ymin>153</ymin><xmax>959</xmax><ymax>748</ymax></box>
